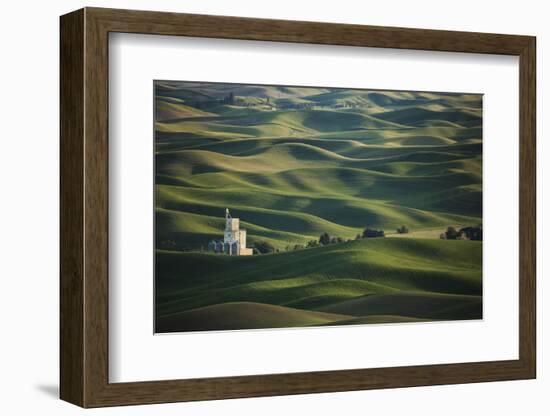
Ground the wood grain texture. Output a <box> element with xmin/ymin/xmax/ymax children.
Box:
<box><xmin>518</xmin><ymin>38</ymin><xmax>537</xmax><ymax>375</ymax></box>
<box><xmin>59</xmin><ymin>8</ymin><xmax>84</xmax><ymax>407</ymax></box>
<box><xmin>89</xmin><ymin>7</ymin><xmax>532</xmax><ymax>54</ymax></box>
<box><xmin>83</xmin><ymin>10</ymin><xmax>110</xmax><ymax>406</ymax></box>
<box><xmin>59</xmin><ymin>7</ymin><xmax>537</xmax><ymax>408</ymax></box>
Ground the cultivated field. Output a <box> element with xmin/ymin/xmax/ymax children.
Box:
<box><xmin>154</xmin><ymin>81</ymin><xmax>483</xmax><ymax>332</ymax></box>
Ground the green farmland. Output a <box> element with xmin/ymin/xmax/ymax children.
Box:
<box><xmin>154</xmin><ymin>81</ymin><xmax>483</xmax><ymax>332</ymax></box>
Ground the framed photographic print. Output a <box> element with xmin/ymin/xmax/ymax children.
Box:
<box><xmin>153</xmin><ymin>80</ymin><xmax>485</xmax><ymax>334</ymax></box>
<box><xmin>60</xmin><ymin>7</ymin><xmax>536</xmax><ymax>408</ymax></box>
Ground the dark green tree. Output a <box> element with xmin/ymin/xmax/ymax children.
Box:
<box><xmin>254</xmin><ymin>241</ymin><xmax>276</xmax><ymax>254</ymax></box>
<box><xmin>396</xmin><ymin>225</ymin><xmax>410</xmax><ymax>234</ymax></box>
<box><xmin>459</xmin><ymin>226</ymin><xmax>482</xmax><ymax>241</ymax></box>
<box><xmin>445</xmin><ymin>226</ymin><xmax>459</xmax><ymax>240</ymax></box>
<box><xmin>362</xmin><ymin>228</ymin><xmax>385</xmax><ymax>238</ymax></box>
<box><xmin>319</xmin><ymin>232</ymin><xmax>331</xmax><ymax>245</ymax></box>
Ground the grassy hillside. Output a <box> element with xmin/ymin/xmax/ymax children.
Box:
<box><xmin>156</xmin><ymin>238</ymin><xmax>482</xmax><ymax>332</ymax></box>
<box><xmin>154</xmin><ymin>81</ymin><xmax>483</xmax><ymax>332</ymax></box>
<box><xmin>156</xmin><ymin>302</ymin><xmax>352</xmax><ymax>332</ymax></box>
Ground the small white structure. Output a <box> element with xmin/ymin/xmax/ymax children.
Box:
<box><xmin>208</xmin><ymin>209</ymin><xmax>253</xmax><ymax>255</ymax></box>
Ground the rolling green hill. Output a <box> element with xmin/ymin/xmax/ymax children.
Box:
<box><xmin>156</xmin><ymin>238</ymin><xmax>482</xmax><ymax>332</ymax></box>
<box><xmin>156</xmin><ymin>302</ymin><xmax>353</xmax><ymax>332</ymax></box>
<box><xmin>154</xmin><ymin>81</ymin><xmax>483</xmax><ymax>332</ymax></box>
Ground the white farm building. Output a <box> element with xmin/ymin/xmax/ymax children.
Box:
<box><xmin>208</xmin><ymin>209</ymin><xmax>253</xmax><ymax>256</ymax></box>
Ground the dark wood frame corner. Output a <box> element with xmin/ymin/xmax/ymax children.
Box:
<box><xmin>60</xmin><ymin>7</ymin><xmax>536</xmax><ymax>408</ymax></box>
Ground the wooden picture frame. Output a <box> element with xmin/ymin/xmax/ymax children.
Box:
<box><xmin>60</xmin><ymin>7</ymin><xmax>536</xmax><ymax>408</ymax></box>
